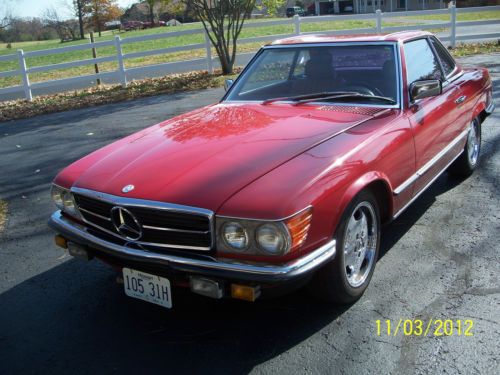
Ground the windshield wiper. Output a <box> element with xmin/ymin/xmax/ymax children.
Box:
<box><xmin>293</xmin><ymin>93</ymin><xmax>396</xmax><ymax>105</ymax></box>
<box><xmin>261</xmin><ymin>91</ymin><xmax>360</xmax><ymax>105</ymax></box>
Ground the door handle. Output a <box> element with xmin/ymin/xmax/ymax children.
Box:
<box><xmin>455</xmin><ymin>96</ymin><xmax>467</xmax><ymax>104</ymax></box>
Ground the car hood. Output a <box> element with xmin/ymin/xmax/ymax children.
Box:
<box><xmin>67</xmin><ymin>103</ymin><xmax>383</xmax><ymax>212</ymax></box>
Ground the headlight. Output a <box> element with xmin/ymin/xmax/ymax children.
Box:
<box><xmin>51</xmin><ymin>184</ymin><xmax>66</xmax><ymax>210</ymax></box>
<box><xmin>255</xmin><ymin>224</ymin><xmax>286</xmax><ymax>254</ymax></box>
<box><xmin>51</xmin><ymin>184</ymin><xmax>81</xmax><ymax>218</ymax></box>
<box><xmin>222</xmin><ymin>222</ymin><xmax>249</xmax><ymax>251</ymax></box>
<box><xmin>216</xmin><ymin>206</ymin><xmax>312</xmax><ymax>256</ymax></box>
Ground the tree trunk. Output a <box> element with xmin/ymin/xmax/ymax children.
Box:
<box><xmin>77</xmin><ymin>0</ymin><xmax>84</xmax><ymax>39</ymax></box>
<box><xmin>219</xmin><ymin>52</ymin><xmax>233</xmax><ymax>75</ymax></box>
<box><xmin>149</xmin><ymin>6</ymin><xmax>155</xmax><ymax>24</ymax></box>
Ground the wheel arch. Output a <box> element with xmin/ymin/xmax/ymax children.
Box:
<box><xmin>335</xmin><ymin>172</ymin><xmax>394</xmax><ymax>232</ymax></box>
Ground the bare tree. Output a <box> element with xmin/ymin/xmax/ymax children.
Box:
<box><xmin>144</xmin><ymin>0</ymin><xmax>172</xmax><ymax>25</ymax></box>
<box><xmin>0</xmin><ymin>0</ymin><xmax>13</xmax><ymax>30</ymax></box>
<box><xmin>43</xmin><ymin>7</ymin><xmax>79</xmax><ymax>42</ymax></box>
<box><xmin>189</xmin><ymin>0</ymin><xmax>255</xmax><ymax>75</ymax></box>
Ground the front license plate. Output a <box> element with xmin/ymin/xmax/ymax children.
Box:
<box><xmin>122</xmin><ymin>268</ymin><xmax>172</xmax><ymax>309</ymax></box>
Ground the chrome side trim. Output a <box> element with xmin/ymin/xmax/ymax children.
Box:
<box><xmin>49</xmin><ymin>211</ymin><xmax>336</xmax><ymax>282</ymax></box>
<box><xmin>393</xmin><ymin>128</ymin><xmax>469</xmax><ymax>195</ymax></box>
<box><xmin>485</xmin><ymin>102</ymin><xmax>495</xmax><ymax>115</ymax></box>
<box><xmin>392</xmin><ymin>149</ymin><xmax>464</xmax><ymax>220</ymax></box>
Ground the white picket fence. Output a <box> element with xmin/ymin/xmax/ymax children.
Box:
<box><xmin>0</xmin><ymin>5</ymin><xmax>499</xmax><ymax>101</ymax></box>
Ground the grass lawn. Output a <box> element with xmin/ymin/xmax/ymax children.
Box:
<box><xmin>0</xmin><ymin>200</ymin><xmax>7</xmax><ymax>232</ymax></box>
<box><xmin>403</xmin><ymin>10</ymin><xmax>500</xmax><ymax>22</ymax></box>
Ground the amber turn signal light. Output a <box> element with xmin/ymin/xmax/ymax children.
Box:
<box><xmin>231</xmin><ymin>284</ymin><xmax>261</xmax><ymax>302</ymax></box>
<box><xmin>54</xmin><ymin>235</ymin><xmax>68</xmax><ymax>249</ymax></box>
<box><xmin>285</xmin><ymin>207</ymin><xmax>313</xmax><ymax>252</ymax></box>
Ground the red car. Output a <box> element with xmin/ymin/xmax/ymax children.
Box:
<box><xmin>49</xmin><ymin>31</ymin><xmax>494</xmax><ymax>308</ymax></box>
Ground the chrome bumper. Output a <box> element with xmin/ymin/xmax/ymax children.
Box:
<box><xmin>48</xmin><ymin>211</ymin><xmax>336</xmax><ymax>283</ymax></box>
<box><xmin>485</xmin><ymin>102</ymin><xmax>495</xmax><ymax>115</ymax></box>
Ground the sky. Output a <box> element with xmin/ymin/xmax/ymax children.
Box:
<box><xmin>5</xmin><ymin>0</ymin><xmax>137</xmax><ymax>20</ymax></box>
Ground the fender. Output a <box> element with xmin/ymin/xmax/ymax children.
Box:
<box><xmin>332</xmin><ymin>171</ymin><xmax>394</xmax><ymax>234</ymax></box>
<box><xmin>471</xmin><ymin>95</ymin><xmax>487</xmax><ymax>123</ymax></box>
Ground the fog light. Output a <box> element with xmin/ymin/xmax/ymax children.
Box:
<box><xmin>67</xmin><ymin>242</ymin><xmax>93</xmax><ymax>261</ymax></box>
<box><xmin>54</xmin><ymin>235</ymin><xmax>68</xmax><ymax>249</ymax></box>
<box><xmin>231</xmin><ymin>284</ymin><xmax>261</xmax><ymax>302</ymax></box>
<box><xmin>190</xmin><ymin>277</ymin><xmax>224</xmax><ymax>299</ymax></box>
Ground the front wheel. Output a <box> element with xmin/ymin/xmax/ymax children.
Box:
<box><xmin>308</xmin><ymin>190</ymin><xmax>381</xmax><ymax>304</ymax></box>
<box><xmin>448</xmin><ymin>118</ymin><xmax>481</xmax><ymax>177</ymax></box>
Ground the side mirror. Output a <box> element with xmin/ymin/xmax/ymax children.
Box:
<box><xmin>409</xmin><ymin>79</ymin><xmax>442</xmax><ymax>102</ymax></box>
<box><xmin>224</xmin><ymin>79</ymin><xmax>234</xmax><ymax>92</ymax></box>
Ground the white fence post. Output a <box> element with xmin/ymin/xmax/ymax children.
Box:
<box><xmin>17</xmin><ymin>49</ymin><xmax>32</xmax><ymax>101</ymax></box>
<box><xmin>376</xmin><ymin>9</ymin><xmax>382</xmax><ymax>34</ymax></box>
<box><xmin>114</xmin><ymin>36</ymin><xmax>127</xmax><ymax>87</ymax></box>
<box><xmin>293</xmin><ymin>15</ymin><xmax>301</xmax><ymax>35</ymax></box>
<box><xmin>204</xmin><ymin>30</ymin><xmax>214</xmax><ymax>74</ymax></box>
<box><xmin>450</xmin><ymin>5</ymin><xmax>457</xmax><ymax>48</ymax></box>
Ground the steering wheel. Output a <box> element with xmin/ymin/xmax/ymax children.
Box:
<box><xmin>342</xmin><ymin>84</ymin><xmax>382</xmax><ymax>96</ymax></box>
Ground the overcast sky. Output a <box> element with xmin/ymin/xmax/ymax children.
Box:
<box><xmin>9</xmin><ymin>0</ymin><xmax>137</xmax><ymax>19</ymax></box>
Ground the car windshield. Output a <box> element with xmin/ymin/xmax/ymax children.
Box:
<box><xmin>225</xmin><ymin>44</ymin><xmax>399</xmax><ymax>105</ymax></box>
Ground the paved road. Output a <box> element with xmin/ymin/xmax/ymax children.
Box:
<box><xmin>0</xmin><ymin>54</ymin><xmax>499</xmax><ymax>374</ymax></box>
<box><xmin>1</xmin><ymin>23</ymin><xmax>499</xmax><ymax>101</ymax></box>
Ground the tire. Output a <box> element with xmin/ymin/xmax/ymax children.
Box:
<box><xmin>308</xmin><ymin>190</ymin><xmax>381</xmax><ymax>304</ymax></box>
<box><xmin>448</xmin><ymin>118</ymin><xmax>481</xmax><ymax>177</ymax></box>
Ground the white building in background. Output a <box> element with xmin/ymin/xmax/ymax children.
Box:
<box><xmin>310</xmin><ymin>0</ymin><xmax>448</xmax><ymax>14</ymax></box>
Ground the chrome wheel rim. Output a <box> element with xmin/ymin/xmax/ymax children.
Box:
<box><xmin>343</xmin><ymin>201</ymin><xmax>378</xmax><ymax>288</ymax></box>
<box><xmin>467</xmin><ymin>120</ymin><xmax>480</xmax><ymax>166</ymax></box>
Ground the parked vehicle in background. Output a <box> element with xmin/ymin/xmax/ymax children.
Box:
<box><xmin>122</xmin><ymin>20</ymin><xmax>143</xmax><ymax>31</ymax></box>
<box><xmin>286</xmin><ymin>6</ymin><xmax>306</xmax><ymax>17</ymax></box>
<box><xmin>49</xmin><ymin>31</ymin><xmax>493</xmax><ymax>309</ymax></box>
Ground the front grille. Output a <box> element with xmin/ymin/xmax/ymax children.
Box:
<box><xmin>73</xmin><ymin>192</ymin><xmax>212</xmax><ymax>251</ymax></box>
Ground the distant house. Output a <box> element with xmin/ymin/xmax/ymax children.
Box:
<box><xmin>307</xmin><ymin>0</ymin><xmax>498</xmax><ymax>14</ymax></box>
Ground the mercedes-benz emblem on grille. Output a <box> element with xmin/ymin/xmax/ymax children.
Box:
<box><xmin>110</xmin><ymin>206</ymin><xmax>142</xmax><ymax>240</ymax></box>
<box><xmin>122</xmin><ymin>184</ymin><xmax>135</xmax><ymax>193</ymax></box>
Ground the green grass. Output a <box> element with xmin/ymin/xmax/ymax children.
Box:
<box><xmin>0</xmin><ymin>200</ymin><xmax>7</xmax><ymax>232</ymax></box>
<box><xmin>403</xmin><ymin>10</ymin><xmax>500</xmax><ymax>22</ymax></box>
<box><xmin>0</xmin><ymin>11</ymin><xmax>498</xmax><ymax>89</ymax></box>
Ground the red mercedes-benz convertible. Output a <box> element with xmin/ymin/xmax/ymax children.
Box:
<box><xmin>49</xmin><ymin>31</ymin><xmax>494</xmax><ymax>308</ymax></box>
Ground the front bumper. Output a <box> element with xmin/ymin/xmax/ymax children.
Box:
<box><xmin>48</xmin><ymin>211</ymin><xmax>336</xmax><ymax>283</ymax></box>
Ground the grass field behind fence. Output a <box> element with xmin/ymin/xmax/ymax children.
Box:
<box><xmin>0</xmin><ymin>10</ymin><xmax>499</xmax><ymax>89</ymax></box>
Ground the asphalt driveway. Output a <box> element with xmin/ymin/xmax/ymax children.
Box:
<box><xmin>0</xmin><ymin>54</ymin><xmax>499</xmax><ymax>374</ymax></box>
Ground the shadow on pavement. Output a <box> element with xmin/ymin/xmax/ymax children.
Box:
<box><xmin>0</xmin><ymin>166</ymin><xmax>484</xmax><ymax>375</ymax></box>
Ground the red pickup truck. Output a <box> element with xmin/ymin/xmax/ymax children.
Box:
<box><xmin>49</xmin><ymin>31</ymin><xmax>494</xmax><ymax>309</ymax></box>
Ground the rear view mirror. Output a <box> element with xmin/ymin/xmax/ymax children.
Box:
<box><xmin>224</xmin><ymin>79</ymin><xmax>234</xmax><ymax>91</ymax></box>
<box><xmin>409</xmin><ymin>80</ymin><xmax>442</xmax><ymax>101</ymax></box>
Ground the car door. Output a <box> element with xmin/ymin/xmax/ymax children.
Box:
<box><xmin>429</xmin><ymin>36</ymin><xmax>470</xmax><ymax>143</ymax></box>
<box><xmin>403</xmin><ymin>38</ymin><xmax>464</xmax><ymax>195</ymax></box>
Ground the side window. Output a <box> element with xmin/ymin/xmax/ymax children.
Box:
<box><xmin>403</xmin><ymin>39</ymin><xmax>442</xmax><ymax>84</ymax></box>
<box><xmin>430</xmin><ymin>37</ymin><xmax>456</xmax><ymax>77</ymax></box>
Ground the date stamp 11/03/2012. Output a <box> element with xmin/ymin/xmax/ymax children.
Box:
<box><xmin>375</xmin><ymin>319</ymin><xmax>474</xmax><ymax>337</ymax></box>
